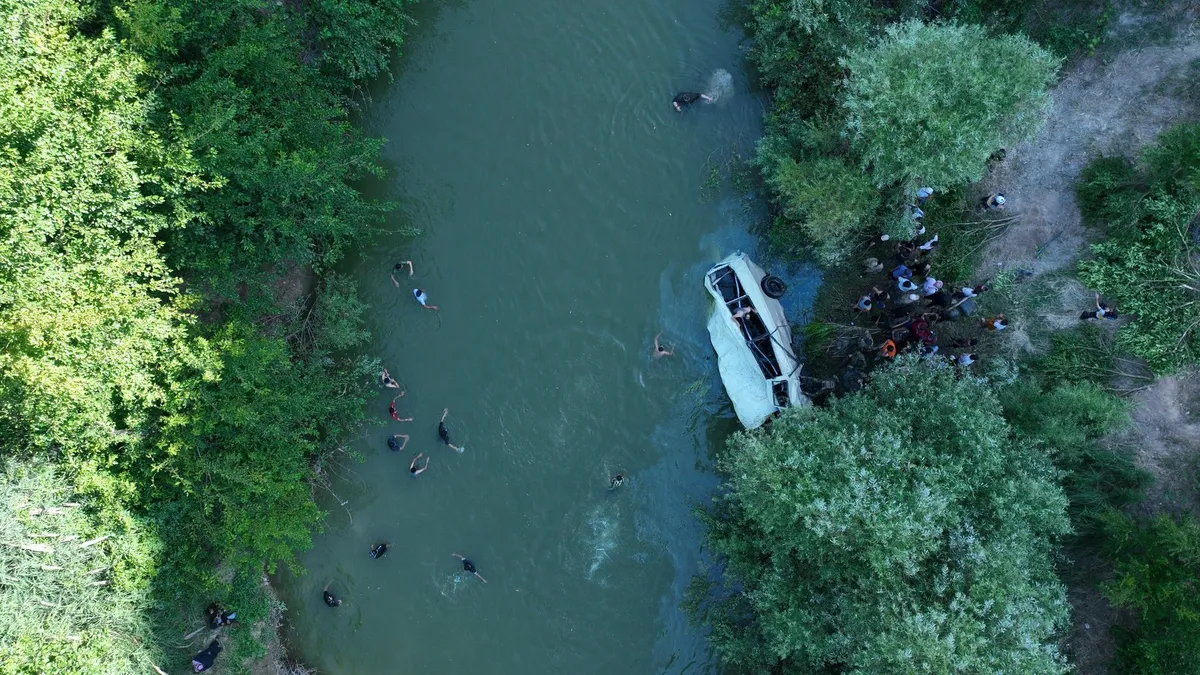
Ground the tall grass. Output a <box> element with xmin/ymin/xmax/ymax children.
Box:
<box><xmin>0</xmin><ymin>459</ymin><xmax>162</xmax><ymax>674</ymax></box>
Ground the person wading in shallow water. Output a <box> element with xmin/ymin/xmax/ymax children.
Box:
<box><xmin>412</xmin><ymin>288</ymin><xmax>438</xmax><ymax>310</ymax></box>
<box><xmin>452</xmin><ymin>553</ymin><xmax>488</xmax><ymax>583</ymax></box>
<box><xmin>438</xmin><ymin>408</ymin><xmax>463</xmax><ymax>452</ymax></box>
<box><xmin>653</xmin><ymin>332</ymin><xmax>674</xmax><ymax>358</ymax></box>
<box><xmin>380</xmin><ymin>368</ymin><xmax>400</xmax><ymax>389</ymax></box>
<box><xmin>672</xmin><ymin>92</ymin><xmax>713</xmax><ymax>111</ymax></box>
<box><xmin>389</xmin><ymin>393</ymin><xmax>413</xmax><ymax>422</ymax></box>
<box><xmin>323</xmin><ymin>582</ymin><xmax>342</xmax><ymax>607</ymax></box>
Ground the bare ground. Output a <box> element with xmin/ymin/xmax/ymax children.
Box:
<box><xmin>978</xmin><ymin>9</ymin><xmax>1200</xmax><ymax>281</ymax></box>
<box><xmin>968</xmin><ymin>8</ymin><xmax>1200</xmax><ymax>674</ymax></box>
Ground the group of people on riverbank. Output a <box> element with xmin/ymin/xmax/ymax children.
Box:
<box><xmin>801</xmin><ymin>188</ymin><xmax>1010</xmax><ymax>396</ymax></box>
<box><xmin>803</xmin><ymin>187</ymin><xmax>1120</xmax><ymax>398</ymax></box>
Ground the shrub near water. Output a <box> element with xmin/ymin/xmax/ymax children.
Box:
<box><xmin>697</xmin><ymin>357</ymin><xmax>1071</xmax><ymax>674</ymax></box>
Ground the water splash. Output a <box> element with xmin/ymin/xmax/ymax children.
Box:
<box><xmin>705</xmin><ymin>69</ymin><xmax>733</xmax><ymax>103</ymax></box>
<box><xmin>583</xmin><ymin>504</ymin><xmax>619</xmax><ymax>582</ymax></box>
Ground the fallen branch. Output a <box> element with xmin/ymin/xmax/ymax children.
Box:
<box><xmin>79</xmin><ymin>535</ymin><xmax>109</xmax><ymax>548</ymax></box>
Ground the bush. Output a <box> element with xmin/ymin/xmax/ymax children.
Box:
<box><xmin>1000</xmin><ymin>379</ymin><xmax>1146</xmax><ymax>536</ymax></box>
<box><xmin>1077</xmin><ymin>123</ymin><xmax>1200</xmax><ymax>373</ymax></box>
<box><xmin>764</xmin><ymin>156</ymin><xmax>880</xmax><ymax>265</ymax></box>
<box><xmin>842</xmin><ymin>21</ymin><xmax>1060</xmax><ymax>189</ymax></box>
<box><xmin>696</xmin><ymin>357</ymin><xmax>1071</xmax><ymax>674</ymax></box>
<box><xmin>0</xmin><ymin>459</ymin><xmax>162</xmax><ymax>674</ymax></box>
<box><xmin>1101</xmin><ymin>513</ymin><xmax>1200</xmax><ymax>675</ymax></box>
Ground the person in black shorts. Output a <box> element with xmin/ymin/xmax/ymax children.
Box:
<box><xmin>370</xmin><ymin>543</ymin><xmax>389</xmax><ymax>559</ymax></box>
<box><xmin>438</xmin><ymin>408</ymin><xmax>463</xmax><ymax>452</ymax></box>
<box><xmin>452</xmin><ymin>553</ymin><xmax>488</xmax><ymax>583</ymax></box>
<box><xmin>672</xmin><ymin>92</ymin><xmax>713</xmax><ymax>111</ymax></box>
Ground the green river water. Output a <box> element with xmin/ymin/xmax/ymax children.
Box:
<box><xmin>274</xmin><ymin>0</ymin><xmax>820</xmax><ymax>672</ymax></box>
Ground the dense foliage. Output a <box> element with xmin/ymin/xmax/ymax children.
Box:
<box><xmin>697</xmin><ymin>358</ymin><xmax>1071</xmax><ymax>674</ymax></box>
<box><xmin>1101</xmin><ymin>513</ymin><xmax>1200</xmax><ymax>675</ymax></box>
<box><xmin>748</xmin><ymin>0</ymin><xmax>1059</xmax><ymax>261</ymax></box>
<box><xmin>0</xmin><ymin>459</ymin><xmax>158</xmax><ymax>673</ymax></box>
<box><xmin>0</xmin><ymin>0</ymin><xmax>405</xmax><ymax>669</ymax></box>
<box><xmin>1000</xmin><ymin>379</ymin><xmax>1146</xmax><ymax>537</ymax></box>
<box><xmin>764</xmin><ymin>156</ymin><xmax>879</xmax><ymax>265</ymax></box>
<box><xmin>1077</xmin><ymin>122</ymin><xmax>1200</xmax><ymax>373</ymax></box>
<box><xmin>842</xmin><ymin>21</ymin><xmax>1058</xmax><ymax>189</ymax></box>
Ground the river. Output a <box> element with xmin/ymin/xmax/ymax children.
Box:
<box><xmin>273</xmin><ymin>0</ymin><xmax>818</xmax><ymax>672</ymax></box>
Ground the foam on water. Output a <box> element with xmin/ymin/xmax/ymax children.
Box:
<box><xmin>583</xmin><ymin>503</ymin><xmax>619</xmax><ymax>582</ymax></box>
<box><xmin>705</xmin><ymin>68</ymin><xmax>733</xmax><ymax>103</ymax></box>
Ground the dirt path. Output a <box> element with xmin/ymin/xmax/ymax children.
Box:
<box><xmin>969</xmin><ymin>10</ymin><xmax>1200</xmax><ymax>675</ymax></box>
<box><xmin>979</xmin><ymin>14</ymin><xmax>1200</xmax><ymax>279</ymax></box>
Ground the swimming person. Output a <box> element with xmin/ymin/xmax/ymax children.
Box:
<box><xmin>410</xmin><ymin>453</ymin><xmax>430</xmax><ymax>476</ymax></box>
<box><xmin>452</xmin><ymin>553</ymin><xmax>488</xmax><ymax>583</ymax></box>
<box><xmin>322</xmin><ymin>583</ymin><xmax>341</xmax><ymax>607</ymax></box>
<box><xmin>609</xmin><ymin>474</ymin><xmax>625</xmax><ymax>490</ymax></box>
<box><xmin>438</xmin><ymin>408</ymin><xmax>463</xmax><ymax>452</ymax></box>
<box><xmin>412</xmin><ymin>288</ymin><xmax>438</xmax><ymax>310</ymax></box>
<box><xmin>654</xmin><ymin>332</ymin><xmax>674</xmax><ymax>358</ymax></box>
<box><xmin>387</xmin><ymin>434</ymin><xmax>409</xmax><ymax>452</ymax></box>
<box><xmin>380</xmin><ymin>368</ymin><xmax>400</xmax><ymax>389</ymax></box>
<box><xmin>389</xmin><ymin>394</ymin><xmax>413</xmax><ymax>422</ymax></box>
<box><xmin>370</xmin><ymin>543</ymin><xmax>389</xmax><ymax>559</ymax></box>
<box><xmin>389</xmin><ymin>261</ymin><xmax>413</xmax><ymax>287</ymax></box>
<box><xmin>672</xmin><ymin>92</ymin><xmax>713</xmax><ymax>111</ymax></box>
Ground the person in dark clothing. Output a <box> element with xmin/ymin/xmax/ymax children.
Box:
<box><xmin>205</xmin><ymin>604</ymin><xmax>237</xmax><ymax>629</ymax></box>
<box><xmin>452</xmin><ymin>553</ymin><xmax>488</xmax><ymax>583</ymax></box>
<box><xmin>192</xmin><ymin>640</ymin><xmax>222</xmax><ymax>672</ymax></box>
<box><xmin>927</xmin><ymin>290</ymin><xmax>951</xmax><ymax>308</ymax></box>
<box><xmin>323</xmin><ymin>583</ymin><xmax>342</xmax><ymax>607</ymax></box>
<box><xmin>387</xmin><ymin>434</ymin><xmax>409</xmax><ymax>452</ymax></box>
<box><xmin>609</xmin><ymin>474</ymin><xmax>625</xmax><ymax>490</ymax></box>
<box><xmin>672</xmin><ymin>92</ymin><xmax>713</xmax><ymax>111</ymax></box>
<box><xmin>951</xmin><ymin>337</ymin><xmax>979</xmax><ymax>349</ymax></box>
<box><xmin>370</xmin><ymin>543</ymin><xmax>389</xmax><ymax>559</ymax></box>
<box><xmin>438</xmin><ymin>408</ymin><xmax>463</xmax><ymax>452</ymax></box>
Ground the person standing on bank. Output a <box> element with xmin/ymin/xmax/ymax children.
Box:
<box><xmin>672</xmin><ymin>92</ymin><xmax>713</xmax><ymax>111</ymax></box>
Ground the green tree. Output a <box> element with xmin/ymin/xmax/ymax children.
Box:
<box><xmin>697</xmin><ymin>357</ymin><xmax>1071</xmax><ymax>674</ymax></box>
<box><xmin>842</xmin><ymin>21</ymin><xmax>1059</xmax><ymax>189</ymax></box>
<box><xmin>1000</xmin><ymin>379</ymin><xmax>1146</xmax><ymax>536</ymax></box>
<box><xmin>1101</xmin><ymin>513</ymin><xmax>1200</xmax><ymax>675</ymax></box>
<box><xmin>764</xmin><ymin>156</ymin><xmax>880</xmax><ymax>265</ymax></box>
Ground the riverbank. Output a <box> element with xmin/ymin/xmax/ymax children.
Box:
<box><xmin>0</xmin><ymin>1</ymin><xmax>412</xmax><ymax>671</ymax></box>
<box><xmin>691</xmin><ymin>0</ymin><xmax>1200</xmax><ymax>672</ymax></box>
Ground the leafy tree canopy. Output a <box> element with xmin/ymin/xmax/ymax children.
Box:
<box><xmin>842</xmin><ymin>21</ymin><xmax>1059</xmax><ymax>189</ymax></box>
<box><xmin>698</xmin><ymin>357</ymin><xmax>1071</xmax><ymax>674</ymax></box>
